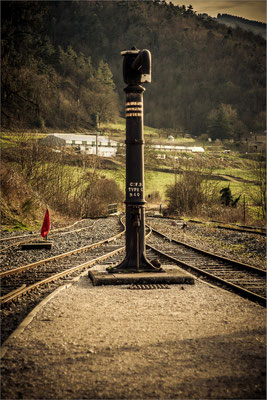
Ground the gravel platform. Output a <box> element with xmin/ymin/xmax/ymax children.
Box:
<box><xmin>1</xmin><ymin>264</ymin><xmax>265</xmax><ymax>400</ymax></box>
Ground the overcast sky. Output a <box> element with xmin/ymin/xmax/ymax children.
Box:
<box><xmin>171</xmin><ymin>1</ymin><xmax>266</xmax><ymax>23</ymax></box>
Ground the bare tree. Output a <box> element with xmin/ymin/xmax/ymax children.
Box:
<box><xmin>244</xmin><ymin>153</ymin><xmax>266</xmax><ymax>219</ymax></box>
<box><xmin>166</xmin><ymin>155</ymin><xmax>220</xmax><ymax>217</ymax></box>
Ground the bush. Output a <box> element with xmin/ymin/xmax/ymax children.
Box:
<box><xmin>2</xmin><ymin>138</ymin><xmax>124</xmax><ymax>221</ymax></box>
<box><xmin>165</xmin><ymin>171</ymin><xmax>204</xmax><ymax>216</ymax></box>
<box><xmin>78</xmin><ymin>176</ymin><xmax>123</xmax><ymax>218</ymax></box>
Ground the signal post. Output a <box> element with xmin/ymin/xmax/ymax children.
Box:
<box><xmin>89</xmin><ymin>47</ymin><xmax>194</xmax><ymax>287</ymax></box>
<box><xmin>109</xmin><ymin>47</ymin><xmax>162</xmax><ymax>273</ymax></box>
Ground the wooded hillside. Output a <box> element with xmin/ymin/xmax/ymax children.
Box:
<box><xmin>216</xmin><ymin>13</ymin><xmax>266</xmax><ymax>39</ymax></box>
<box><xmin>1</xmin><ymin>1</ymin><xmax>266</xmax><ymax>140</ymax></box>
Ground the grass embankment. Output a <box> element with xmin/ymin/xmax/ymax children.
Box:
<box><xmin>97</xmin><ymin>140</ymin><xmax>264</xmax><ymax>223</ymax></box>
<box><xmin>1</xmin><ymin>123</ymin><xmax>265</xmax><ymax>229</ymax></box>
<box><xmin>99</xmin><ymin>168</ymin><xmax>175</xmax><ymax>201</ymax></box>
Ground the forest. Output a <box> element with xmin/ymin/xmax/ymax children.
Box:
<box><xmin>1</xmin><ymin>0</ymin><xmax>266</xmax><ymax>140</ymax></box>
<box><xmin>217</xmin><ymin>13</ymin><xmax>266</xmax><ymax>38</ymax></box>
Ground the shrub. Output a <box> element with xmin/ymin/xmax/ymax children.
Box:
<box><xmin>78</xmin><ymin>176</ymin><xmax>123</xmax><ymax>218</ymax></box>
<box><xmin>165</xmin><ymin>171</ymin><xmax>204</xmax><ymax>216</ymax></box>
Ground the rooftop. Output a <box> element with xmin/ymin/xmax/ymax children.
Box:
<box><xmin>50</xmin><ymin>133</ymin><xmax>116</xmax><ymax>143</ymax></box>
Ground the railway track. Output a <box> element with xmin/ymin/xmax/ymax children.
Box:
<box><xmin>147</xmin><ymin>226</ymin><xmax>266</xmax><ymax>307</ymax></box>
<box><xmin>1</xmin><ymin>241</ymin><xmax>126</xmax><ymax>304</ymax></box>
<box><xmin>0</xmin><ymin>220</ymin><xmax>95</xmax><ymax>253</ymax></box>
<box><xmin>0</xmin><ymin>218</ymin><xmax>155</xmax><ymax>305</ymax></box>
<box><xmin>4</xmin><ymin>220</ymin><xmax>263</xmax><ymax>306</ymax></box>
<box><xmin>148</xmin><ymin>214</ymin><xmax>266</xmax><ymax>236</ymax></box>
<box><xmin>1</xmin><ymin>221</ymin><xmax>126</xmax><ymax>304</ymax></box>
<box><xmin>208</xmin><ymin>219</ymin><xmax>266</xmax><ymax>235</ymax></box>
<box><xmin>1</xmin><ymin>216</ymin><xmax>265</xmax><ymax>305</ymax></box>
<box><xmin>0</xmin><ymin>218</ymin><xmax>123</xmax><ymax>273</ymax></box>
<box><xmin>1</xmin><ymin>216</ymin><xmax>265</xmax><ymax>346</ymax></box>
<box><xmin>0</xmin><ymin>219</ymin><xmax>88</xmax><ymax>242</ymax></box>
<box><xmin>1</xmin><ymin>217</ymin><xmax>127</xmax><ymax>345</ymax></box>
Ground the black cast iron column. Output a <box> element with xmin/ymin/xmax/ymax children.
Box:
<box><xmin>108</xmin><ymin>47</ymin><xmax>162</xmax><ymax>273</ymax></box>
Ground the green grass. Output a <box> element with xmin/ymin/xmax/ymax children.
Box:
<box><xmin>80</xmin><ymin>162</ymin><xmax>264</xmax><ymax>221</ymax></box>
<box><xmin>215</xmin><ymin>180</ymin><xmax>246</xmax><ymax>196</ymax></box>
<box><xmin>145</xmin><ymin>170</ymin><xmax>175</xmax><ymax>199</ymax></box>
<box><xmin>102</xmin><ymin>118</ymin><xmax>195</xmax><ymax>144</ymax></box>
<box><xmin>102</xmin><ymin>117</ymin><xmax>163</xmax><ymax>139</ymax></box>
<box><xmin>1</xmin><ymin>132</ymin><xmax>46</xmax><ymax>148</ymax></box>
<box><xmin>213</xmin><ymin>167</ymin><xmax>255</xmax><ymax>181</ymax></box>
<box><xmin>97</xmin><ymin>164</ymin><xmax>259</xmax><ymax>204</ymax></box>
<box><xmin>101</xmin><ymin>118</ymin><xmax>125</xmax><ymax>133</ymax></box>
<box><xmin>98</xmin><ymin>167</ymin><xmax>175</xmax><ymax>200</ymax></box>
<box><xmin>2</xmin><ymin>127</ymin><xmax>264</xmax><ymax>220</ymax></box>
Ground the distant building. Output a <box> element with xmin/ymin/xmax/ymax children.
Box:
<box><xmin>191</xmin><ymin>146</ymin><xmax>205</xmax><ymax>153</ymax></box>
<box><xmin>241</xmin><ymin>133</ymin><xmax>266</xmax><ymax>153</ymax></box>
<box><xmin>156</xmin><ymin>154</ymin><xmax>166</xmax><ymax>160</ymax></box>
<box><xmin>150</xmin><ymin>144</ymin><xmax>204</xmax><ymax>153</ymax></box>
<box><xmin>39</xmin><ymin>133</ymin><xmax>119</xmax><ymax>157</ymax></box>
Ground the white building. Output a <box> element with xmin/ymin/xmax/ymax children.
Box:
<box><xmin>39</xmin><ymin>133</ymin><xmax>119</xmax><ymax>157</ymax></box>
<box><xmin>150</xmin><ymin>144</ymin><xmax>204</xmax><ymax>153</ymax></box>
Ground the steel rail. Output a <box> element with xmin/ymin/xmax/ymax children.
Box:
<box><xmin>0</xmin><ymin>216</ymin><xmax>153</xmax><ymax>305</ymax></box>
<box><xmin>149</xmin><ymin>225</ymin><xmax>265</xmax><ymax>276</ymax></box>
<box><xmin>0</xmin><ymin>220</ymin><xmax>84</xmax><ymax>242</ymax></box>
<box><xmin>0</xmin><ymin>285</ymin><xmax>27</xmax><ymax>302</ymax></box>
<box><xmin>1</xmin><ymin>218</ymin><xmax>126</xmax><ymax>304</ymax></box>
<box><xmin>147</xmin><ymin>242</ymin><xmax>266</xmax><ymax>307</ymax></box>
<box><xmin>188</xmin><ymin>219</ymin><xmax>266</xmax><ymax>235</ymax></box>
<box><xmin>216</xmin><ymin>225</ymin><xmax>266</xmax><ymax>236</ymax></box>
<box><xmin>0</xmin><ymin>226</ymin><xmax>125</xmax><ymax>278</ymax></box>
<box><xmin>210</xmin><ymin>219</ymin><xmax>266</xmax><ymax>232</ymax></box>
<box><xmin>148</xmin><ymin>215</ymin><xmax>266</xmax><ymax>235</ymax></box>
<box><xmin>1</xmin><ymin>246</ymin><xmax>126</xmax><ymax>304</ymax></box>
<box><xmin>0</xmin><ymin>221</ymin><xmax>98</xmax><ymax>252</ymax></box>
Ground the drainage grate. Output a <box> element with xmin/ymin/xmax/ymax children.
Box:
<box><xmin>128</xmin><ymin>284</ymin><xmax>170</xmax><ymax>290</ymax></box>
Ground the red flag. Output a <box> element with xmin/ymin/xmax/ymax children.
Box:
<box><xmin>41</xmin><ymin>209</ymin><xmax>50</xmax><ymax>238</ymax></box>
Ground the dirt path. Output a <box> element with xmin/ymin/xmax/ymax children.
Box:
<box><xmin>1</xmin><ymin>264</ymin><xmax>265</xmax><ymax>400</ymax></box>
